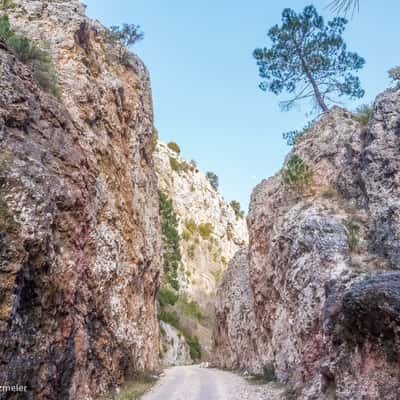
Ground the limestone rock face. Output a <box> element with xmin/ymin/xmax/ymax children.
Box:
<box><xmin>154</xmin><ymin>142</ymin><xmax>248</xmax><ymax>361</ymax></box>
<box><xmin>160</xmin><ymin>321</ymin><xmax>192</xmax><ymax>367</ymax></box>
<box><xmin>0</xmin><ymin>2</ymin><xmax>161</xmax><ymax>399</ymax></box>
<box><xmin>154</xmin><ymin>142</ymin><xmax>248</xmax><ymax>308</ymax></box>
<box><xmin>214</xmin><ymin>93</ymin><xmax>400</xmax><ymax>399</ymax></box>
<box><xmin>213</xmin><ymin>249</ymin><xmax>264</xmax><ymax>372</ymax></box>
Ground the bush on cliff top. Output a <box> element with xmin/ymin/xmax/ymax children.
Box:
<box><xmin>167</xmin><ymin>142</ymin><xmax>181</xmax><ymax>154</ymax></box>
<box><xmin>0</xmin><ymin>15</ymin><xmax>61</xmax><ymax>99</ymax></box>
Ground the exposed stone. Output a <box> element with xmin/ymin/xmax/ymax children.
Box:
<box><xmin>160</xmin><ymin>321</ymin><xmax>192</xmax><ymax>367</ymax></box>
<box><xmin>214</xmin><ymin>92</ymin><xmax>400</xmax><ymax>399</ymax></box>
<box><xmin>0</xmin><ymin>2</ymin><xmax>161</xmax><ymax>399</ymax></box>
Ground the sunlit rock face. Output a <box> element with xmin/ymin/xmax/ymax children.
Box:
<box><xmin>214</xmin><ymin>93</ymin><xmax>400</xmax><ymax>399</ymax></box>
<box><xmin>0</xmin><ymin>1</ymin><xmax>162</xmax><ymax>399</ymax></box>
<box><xmin>154</xmin><ymin>142</ymin><xmax>248</xmax><ymax>309</ymax></box>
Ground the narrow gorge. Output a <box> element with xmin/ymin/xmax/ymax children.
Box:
<box><xmin>0</xmin><ymin>1</ymin><xmax>400</xmax><ymax>400</ymax></box>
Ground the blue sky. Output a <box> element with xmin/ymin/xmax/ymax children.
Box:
<box><xmin>84</xmin><ymin>0</ymin><xmax>399</xmax><ymax>210</ymax></box>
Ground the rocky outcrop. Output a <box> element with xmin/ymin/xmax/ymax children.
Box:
<box><xmin>160</xmin><ymin>321</ymin><xmax>192</xmax><ymax>367</ymax></box>
<box><xmin>154</xmin><ymin>142</ymin><xmax>248</xmax><ymax>310</ymax></box>
<box><xmin>214</xmin><ymin>90</ymin><xmax>400</xmax><ymax>399</ymax></box>
<box><xmin>213</xmin><ymin>249</ymin><xmax>264</xmax><ymax>372</ymax></box>
<box><xmin>0</xmin><ymin>2</ymin><xmax>161</xmax><ymax>399</ymax></box>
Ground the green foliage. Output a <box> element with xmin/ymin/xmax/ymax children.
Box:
<box><xmin>169</xmin><ymin>156</ymin><xmax>190</xmax><ymax>173</ymax></box>
<box><xmin>106</xmin><ymin>23</ymin><xmax>144</xmax><ymax>63</ymax></box>
<box><xmin>353</xmin><ymin>104</ymin><xmax>373</xmax><ymax>125</ymax></box>
<box><xmin>158</xmin><ymin>309</ymin><xmax>202</xmax><ymax>360</ymax></box>
<box><xmin>198</xmin><ymin>222</ymin><xmax>213</xmax><ymax>239</ymax></box>
<box><xmin>343</xmin><ymin>218</ymin><xmax>360</xmax><ymax>251</ymax></box>
<box><xmin>159</xmin><ymin>191</ymin><xmax>181</xmax><ymax>290</ymax></box>
<box><xmin>182</xmin><ymin>230</ymin><xmax>191</xmax><ymax>241</ymax></box>
<box><xmin>178</xmin><ymin>294</ymin><xmax>207</xmax><ymax>323</ymax></box>
<box><xmin>158</xmin><ymin>287</ymin><xmax>179</xmax><ymax>307</ymax></box>
<box><xmin>186</xmin><ymin>334</ymin><xmax>202</xmax><ymax>360</ymax></box>
<box><xmin>283</xmin><ymin>120</ymin><xmax>316</xmax><ymax>146</ymax></box>
<box><xmin>158</xmin><ymin>310</ymin><xmax>180</xmax><ymax>327</ymax></box>
<box><xmin>283</xmin><ymin>155</ymin><xmax>313</xmax><ymax>193</ymax></box>
<box><xmin>0</xmin><ymin>16</ymin><xmax>61</xmax><ymax>98</ymax></box>
<box><xmin>184</xmin><ymin>219</ymin><xmax>198</xmax><ymax>234</ymax></box>
<box><xmin>212</xmin><ymin>268</ymin><xmax>223</xmax><ymax>284</ymax></box>
<box><xmin>0</xmin><ymin>0</ymin><xmax>15</xmax><ymax>10</ymax></box>
<box><xmin>230</xmin><ymin>200</ymin><xmax>244</xmax><ymax>219</ymax></box>
<box><xmin>206</xmin><ymin>171</ymin><xmax>219</xmax><ymax>190</ymax></box>
<box><xmin>388</xmin><ymin>66</ymin><xmax>400</xmax><ymax>90</ymax></box>
<box><xmin>167</xmin><ymin>142</ymin><xmax>181</xmax><ymax>154</ymax></box>
<box><xmin>253</xmin><ymin>5</ymin><xmax>365</xmax><ymax>112</ymax></box>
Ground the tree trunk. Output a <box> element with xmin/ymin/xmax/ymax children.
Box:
<box><xmin>301</xmin><ymin>59</ymin><xmax>329</xmax><ymax>112</ymax></box>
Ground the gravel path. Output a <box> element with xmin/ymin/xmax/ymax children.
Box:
<box><xmin>140</xmin><ymin>365</ymin><xmax>284</xmax><ymax>400</ymax></box>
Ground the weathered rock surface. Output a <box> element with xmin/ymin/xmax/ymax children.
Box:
<box><xmin>0</xmin><ymin>2</ymin><xmax>161</xmax><ymax>399</ymax></box>
<box><xmin>154</xmin><ymin>142</ymin><xmax>248</xmax><ymax>309</ymax></box>
<box><xmin>214</xmin><ymin>92</ymin><xmax>400</xmax><ymax>399</ymax></box>
<box><xmin>160</xmin><ymin>321</ymin><xmax>192</xmax><ymax>367</ymax></box>
<box><xmin>154</xmin><ymin>142</ymin><xmax>248</xmax><ymax>361</ymax></box>
<box><xmin>213</xmin><ymin>249</ymin><xmax>264</xmax><ymax>372</ymax></box>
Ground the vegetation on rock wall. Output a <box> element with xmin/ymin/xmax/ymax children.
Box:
<box><xmin>159</xmin><ymin>191</ymin><xmax>181</xmax><ymax>290</ymax></box>
<box><xmin>167</xmin><ymin>142</ymin><xmax>181</xmax><ymax>154</ymax></box>
<box><xmin>206</xmin><ymin>171</ymin><xmax>219</xmax><ymax>190</ymax></box>
<box><xmin>282</xmin><ymin>155</ymin><xmax>313</xmax><ymax>193</ymax></box>
<box><xmin>230</xmin><ymin>200</ymin><xmax>245</xmax><ymax>219</ymax></box>
<box><xmin>0</xmin><ymin>15</ymin><xmax>60</xmax><ymax>98</ymax></box>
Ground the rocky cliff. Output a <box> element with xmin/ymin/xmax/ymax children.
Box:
<box><xmin>214</xmin><ymin>90</ymin><xmax>400</xmax><ymax>399</ymax></box>
<box><xmin>0</xmin><ymin>1</ymin><xmax>161</xmax><ymax>399</ymax></box>
<box><xmin>154</xmin><ymin>142</ymin><xmax>248</xmax><ymax>363</ymax></box>
<box><xmin>155</xmin><ymin>142</ymin><xmax>247</xmax><ymax>309</ymax></box>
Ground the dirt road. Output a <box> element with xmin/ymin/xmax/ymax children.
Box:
<box><xmin>141</xmin><ymin>365</ymin><xmax>284</xmax><ymax>400</ymax></box>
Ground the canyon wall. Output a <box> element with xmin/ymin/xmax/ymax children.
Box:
<box><xmin>0</xmin><ymin>1</ymin><xmax>161</xmax><ymax>399</ymax></box>
<box><xmin>155</xmin><ymin>142</ymin><xmax>248</xmax><ymax>310</ymax></box>
<box><xmin>214</xmin><ymin>90</ymin><xmax>400</xmax><ymax>399</ymax></box>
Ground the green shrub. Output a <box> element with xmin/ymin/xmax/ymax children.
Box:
<box><xmin>158</xmin><ymin>310</ymin><xmax>180</xmax><ymax>327</ymax></box>
<box><xmin>167</xmin><ymin>142</ymin><xmax>181</xmax><ymax>154</ymax></box>
<box><xmin>178</xmin><ymin>294</ymin><xmax>207</xmax><ymax>323</ymax></box>
<box><xmin>182</xmin><ymin>230</ymin><xmax>190</xmax><ymax>241</ymax></box>
<box><xmin>169</xmin><ymin>156</ymin><xmax>190</xmax><ymax>173</ymax></box>
<box><xmin>282</xmin><ymin>120</ymin><xmax>316</xmax><ymax>146</ymax></box>
<box><xmin>206</xmin><ymin>171</ymin><xmax>219</xmax><ymax>190</ymax></box>
<box><xmin>184</xmin><ymin>219</ymin><xmax>197</xmax><ymax>234</ymax></box>
<box><xmin>159</xmin><ymin>191</ymin><xmax>181</xmax><ymax>290</ymax></box>
<box><xmin>343</xmin><ymin>219</ymin><xmax>360</xmax><ymax>251</ymax></box>
<box><xmin>282</xmin><ymin>155</ymin><xmax>313</xmax><ymax>193</ymax></box>
<box><xmin>158</xmin><ymin>287</ymin><xmax>179</xmax><ymax>306</ymax></box>
<box><xmin>105</xmin><ymin>23</ymin><xmax>144</xmax><ymax>64</ymax></box>
<box><xmin>158</xmin><ymin>308</ymin><xmax>202</xmax><ymax>361</ymax></box>
<box><xmin>0</xmin><ymin>16</ymin><xmax>61</xmax><ymax>99</ymax></box>
<box><xmin>388</xmin><ymin>66</ymin><xmax>400</xmax><ymax>90</ymax></box>
<box><xmin>212</xmin><ymin>268</ymin><xmax>223</xmax><ymax>284</ymax></box>
<box><xmin>0</xmin><ymin>0</ymin><xmax>15</xmax><ymax>10</ymax></box>
<box><xmin>353</xmin><ymin>104</ymin><xmax>373</xmax><ymax>125</ymax></box>
<box><xmin>186</xmin><ymin>334</ymin><xmax>201</xmax><ymax>360</ymax></box>
<box><xmin>230</xmin><ymin>200</ymin><xmax>244</xmax><ymax>219</ymax></box>
<box><xmin>198</xmin><ymin>222</ymin><xmax>213</xmax><ymax>239</ymax></box>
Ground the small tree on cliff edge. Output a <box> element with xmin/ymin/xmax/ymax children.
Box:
<box><xmin>253</xmin><ymin>5</ymin><xmax>365</xmax><ymax>113</ymax></box>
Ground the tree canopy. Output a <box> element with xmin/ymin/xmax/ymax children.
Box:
<box><xmin>253</xmin><ymin>5</ymin><xmax>365</xmax><ymax>112</ymax></box>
